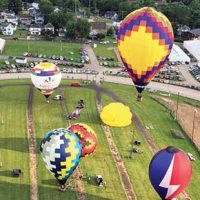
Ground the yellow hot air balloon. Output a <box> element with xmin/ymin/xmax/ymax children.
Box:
<box><xmin>118</xmin><ymin>7</ymin><xmax>174</xmax><ymax>101</ymax></box>
<box><xmin>100</xmin><ymin>103</ymin><xmax>132</xmax><ymax>127</ymax></box>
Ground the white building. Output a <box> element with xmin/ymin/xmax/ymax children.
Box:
<box><xmin>35</xmin><ymin>15</ymin><xmax>44</xmax><ymax>25</ymax></box>
<box><xmin>29</xmin><ymin>25</ymin><xmax>42</xmax><ymax>35</ymax></box>
<box><xmin>183</xmin><ymin>40</ymin><xmax>200</xmax><ymax>62</ymax></box>
<box><xmin>169</xmin><ymin>44</ymin><xmax>191</xmax><ymax>63</ymax></box>
<box><xmin>0</xmin><ymin>38</ymin><xmax>6</xmax><ymax>54</ymax></box>
<box><xmin>6</xmin><ymin>15</ymin><xmax>18</xmax><ymax>26</ymax></box>
<box><xmin>1</xmin><ymin>23</ymin><xmax>15</xmax><ymax>35</ymax></box>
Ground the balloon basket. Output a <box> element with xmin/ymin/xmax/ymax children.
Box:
<box><xmin>137</xmin><ymin>94</ymin><xmax>142</xmax><ymax>102</ymax></box>
<box><xmin>59</xmin><ymin>184</ymin><xmax>66</xmax><ymax>192</ymax></box>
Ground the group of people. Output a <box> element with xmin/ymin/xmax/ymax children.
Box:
<box><xmin>68</xmin><ymin>99</ymin><xmax>85</xmax><ymax>120</ymax></box>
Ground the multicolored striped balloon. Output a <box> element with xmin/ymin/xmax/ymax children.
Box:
<box><xmin>118</xmin><ymin>7</ymin><xmax>174</xmax><ymax>95</ymax></box>
<box><xmin>68</xmin><ymin>123</ymin><xmax>97</xmax><ymax>157</ymax></box>
<box><xmin>31</xmin><ymin>62</ymin><xmax>62</xmax><ymax>101</ymax></box>
<box><xmin>40</xmin><ymin>128</ymin><xmax>82</xmax><ymax>186</ymax></box>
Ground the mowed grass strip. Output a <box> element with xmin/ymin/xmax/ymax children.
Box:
<box><xmin>93</xmin><ymin>44</ymin><xmax>118</xmax><ymax>62</ymax></box>
<box><xmin>63</xmin><ymin>86</ymin><xmax>127</xmax><ymax>200</ymax></box>
<box><xmin>3</xmin><ymin>40</ymin><xmax>82</xmax><ymax>59</ymax></box>
<box><xmin>103</xmin><ymin>83</ymin><xmax>200</xmax><ymax>200</ymax></box>
<box><xmin>101</xmin><ymin>94</ymin><xmax>159</xmax><ymax>200</ymax></box>
<box><xmin>0</xmin><ymin>86</ymin><xmax>30</xmax><ymax>200</ymax></box>
<box><xmin>33</xmin><ymin>89</ymin><xmax>77</xmax><ymax>200</ymax></box>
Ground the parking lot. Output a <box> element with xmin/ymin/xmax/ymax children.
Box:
<box><xmin>189</xmin><ymin>64</ymin><xmax>200</xmax><ymax>82</ymax></box>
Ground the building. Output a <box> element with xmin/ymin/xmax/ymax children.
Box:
<box><xmin>181</xmin><ymin>28</ymin><xmax>200</xmax><ymax>40</ymax></box>
<box><xmin>29</xmin><ymin>24</ymin><xmax>42</xmax><ymax>36</ymax></box>
<box><xmin>183</xmin><ymin>40</ymin><xmax>200</xmax><ymax>62</ymax></box>
<box><xmin>58</xmin><ymin>28</ymin><xmax>66</xmax><ymax>37</ymax></box>
<box><xmin>35</xmin><ymin>15</ymin><xmax>44</xmax><ymax>25</ymax></box>
<box><xmin>90</xmin><ymin>22</ymin><xmax>107</xmax><ymax>33</ymax></box>
<box><xmin>168</xmin><ymin>44</ymin><xmax>191</xmax><ymax>63</ymax></box>
<box><xmin>1</xmin><ymin>23</ymin><xmax>15</xmax><ymax>35</ymax></box>
<box><xmin>19</xmin><ymin>17</ymin><xmax>32</xmax><ymax>27</ymax></box>
<box><xmin>0</xmin><ymin>14</ymin><xmax>6</xmax><ymax>23</ymax></box>
<box><xmin>104</xmin><ymin>11</ymin><xmax>118</xmax><ymax>20</ymax></box>
<box><xmin>44</xmin><ymin>23</ymin><xmax>54</xmax><ymax>34</ymax></box>
<box><xmin>0</xmin><ymin>38</ymin><xmax>6</xmax><ymax>54</ymax></box>
<box><xmin>6</xmin><ymin>15</ymin><xmax>18</xmax><ymax>26</ymax></box>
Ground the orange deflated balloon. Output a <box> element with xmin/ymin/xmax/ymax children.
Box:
<box><xmin>68</xmin><ymin>123</ymin><xmax>97</xmax><ymax>157</ymax></box>
<box><xmin>118</xmin><ymin>7</ymin><xmax>174</xmax><ymax>98</ymax></box>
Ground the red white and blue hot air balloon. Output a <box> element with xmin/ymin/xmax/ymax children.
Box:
<box><xmin>149</xmin><ymin>146</ymin><xmax>192</xmax><ymax>200</ymax></box>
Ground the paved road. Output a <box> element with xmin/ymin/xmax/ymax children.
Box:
<box><xmin>1</xmin><ymin>73</ymin><xmax>199</xmax><ymax>101</ymax></box>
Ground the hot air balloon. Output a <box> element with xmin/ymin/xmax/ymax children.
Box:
<box><xmin>118</xmin><ymin>7</ymin><xmax>174</xmax><ymax>101</ymax></box>
<box><xmin>68</xmin><ymin>123</ymin><xmax>97</xmax><ymax>157</ymax></box>
<box><xmin>31</xmin><ymin>61</ymin><xmax>62</xmax><ymax>103</ymax></box>
<box><xmin>100</xmin><ymin>103</ymin><xmax>132</xmax><ymax>127</ymax></box>
<box><xmin>40</xmin><ymin>128</ymin><xmax>82</xmax><ymax>190</ymax></box>
<box><xmin>149</xmin><ymin>146</ymin><xmax>192</xmax><ymax>200</ymax></box>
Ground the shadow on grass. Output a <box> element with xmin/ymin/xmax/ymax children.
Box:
<box><xmin>0</xmin><ymin>137</ymin><xmax>43</xmax><ymax>153</ymax></box>
<box><xmin>0</xmin><ymin>170</ymin><xmax>13</xmax><ymax>177</ymax></box>
<box><xmin>0</xmin><ymin>180</ymin><xmax>112</xmax><ymax>200</ymax></box>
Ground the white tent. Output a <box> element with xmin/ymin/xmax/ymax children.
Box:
<box><xmin>168</xmin><ymin>44</ymin><xmax>190</xmax><ymax>63</ymax></box>
<box><xmin>183</xmin><ymin>40</ymin><xmax>200</xmax><ymax>61</ymax></box>
<box><xmin>0</xmin><ymin>38</ymin><xmax>6</xmax><ymax>54</ymax></box>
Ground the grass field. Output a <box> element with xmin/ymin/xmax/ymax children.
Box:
<box><xmin>2</xmin><ymin>40</ymin><xmax>82</xmax><ymax>59</ymax></box>
<box><xmin>0</xmin><ymin>86</ymin><xmax>30</xmax><ymax>200</ymax></box>
<box><xmin>63</xmin><ymin>86</ymin><xmax>127</xmax><ymax>200</ymax></box>
<box><xmin>103</xmin><ymin>83</ymin><xmax>200</xmax><ymax>200</ymax></box>
<box><xmin>0</xmin><ymin>80</ymin><xmax>200</xmax><ymax>200</ymax></box>
<box><xmin>93</xmin><ymin>44</ymin><xmax>118</xmax><ymax>64</ymax></box>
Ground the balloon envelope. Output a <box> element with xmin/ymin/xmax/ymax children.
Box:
<box><xmin>40</xmin><ymin>128</ymin><xmax>82</xmax><ymax>185</ymax></box>
<box><xmin>118</xmin><ymin>7</ymin><xmax>174</xmax><ymax>94</ymax></box>
<box><xmin>68</xmin><ymin>123</ymin><xmax>97</xmax><ymax>157</ymax></box>
<box><xmin>100</xmin><ymin>103</ymin><xmax>132</xmax><ymax>127</ymax></box>
<box><xmin>149</xmin><ymin>146</ymin><xmax>192</xmax><ymax>200</ymax></box>
<box><xmin>31</xmin><ymin>62</ymin><xmax>62</xmax><ymax>99</ymax></box>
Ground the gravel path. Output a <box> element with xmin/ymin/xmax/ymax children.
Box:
<box><xmin>60</xmin><ymin>96</ymin><xmax>85</xmax><ymax>200</ymax></box>
<box><xmin>27</xmin><ymin>86</ymin><xmax>38</xmax><ymax>200</ymax></box>
<box><xmin>96</xmin><ymin>87</ymin><xmax>137</xmax><ymax>200</ymax></box>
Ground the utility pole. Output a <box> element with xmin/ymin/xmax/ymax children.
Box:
<box><xmin>89</xmin><ymin>0</ymin><xmax>91</xmax><ymax>13</ymax></box>
<box><xmin>192</xmin><ymin>109</ymin><xmax>197</xmax><ymax>141</ymax></box>
<box><xmin>175</xmin><ymin>92</ymin><xmax>180</xmax><ymax>120</ymax></box>
<box><xmin>74</xmin><ymin>0</ymin><xmax>77</xmax><ymax>19</ymax></box>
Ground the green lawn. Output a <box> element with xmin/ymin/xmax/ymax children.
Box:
<box><xmin>33</xmin><ymin>89</ymin><xmax>77</xmax><ymax>200</ymax></box>
<box><xmin>101</xmin><ymin>94</ymin><xmax>159</xmax><ymax>200</ymax></box>
<box><xmin>93</xmin><ymin>44</ymin><xmax>118</xmax><ymax>65</ymax></box>
<box><xmin>0</xmin><ymin>80</ymin><xmax>200</xmax><ymax>200</ymax></box>
<box><xmin>3</xmin><ymin>40</ymin><xmax>82</xmax><ymax>59</ymax></box>
<box><xmin>0</xmin><ymin>86</ymin><xmax>30</xmax><ymax>200</ymax></box>
<box><xmin>63</xmin><ymin>86</ymin><xmax>127</xmax><ymax>200</ymax></box>
<box><xmin>103</xmin><ymin>82</ymin><xmax>200</xmax><ymax>200</ymax></box>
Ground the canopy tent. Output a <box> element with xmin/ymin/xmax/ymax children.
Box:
<box><xmin>0</xmin><ymin>38</ymin><xmax>5</xmax><ymax>54</ymax></box>
<box><xmin>168</xmin><ymin>44</ymin><xmax>190</xmax><ymax>63</ymax></box>
<box><xmin>183</xmin><ymin>40</ymin><xmax>200</xmax><ymax>61</ymax></box>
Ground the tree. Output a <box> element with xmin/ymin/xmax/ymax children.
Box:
<box><xmin>107</xmin><ymin>27</ymin><xmax>114</xmax><ymax>36</ymax></box>
<box><xmin>96</xmin><ymin>33</ymin><xmax>105</xmax><ymax>40</ymax></box>
<box><xmin>75</xmin><ymin>18</ymin><xmax>90</xmax><ymax>39</ymax></box>
<box><xmin>0</xmin><ymin>0</ymin><xmax>8</xmax><ymax>12</ymax></box>
<box><xmin>7</xmin><ymin>0</ymin><xmax>22</xmax><ymax>14</ymax></box>
<box><xmin>42</xmin><ymin>29</ymin><xmax>54</xmax><ymax>40</ymax></box>
<box><xmin>159</xmin><ymin>2</ymin><xmax>190</xmax><ymax>35</ymax></box>
<box><xmin>39</xmin><ymin>0</ymin><xmax>54</xmax><ymax>23</ymax></box>
<box><xmin>49</xmin><ymin>12</ymin><xmax>73</xmax><ymax>30</ymax></box>
<box><xmin>65</xmin><ymin>21</ymin><xmax>76</xmax><ymax>39</ymax></box>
